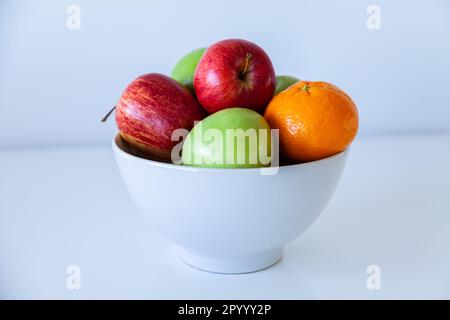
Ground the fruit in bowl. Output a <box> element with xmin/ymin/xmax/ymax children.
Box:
<box><xmin>115</xmin><ymin>73</ymin><xmax>204</xmax><ymax>161</ymax></box>
<box><xmin>274</xmin><ymin>75</ymin><xmax>299</xmax><ymax>95</ymax></box>
<box><xmin>194</xmin><ymin>39</ymin><xmax>276</xmax><ymax>114</ymax></box>
<box><xmin>264</xmin><ymin>81</ymin><xmax>358</xmax><ymax>162</ymax></box>
<box><xmin>171</xmin><ymin>47</ymin><xmax>206</xmax><ymax>94</ymax></box>
<box><xmin>108</xmin><ymin>38</ymin><xmax>359</xmax><ymax>273</ymax></box>
<box><xmin>182</xmin><ymin>108</ymin><xmax>272</xmax><ymax>168</ymax></box>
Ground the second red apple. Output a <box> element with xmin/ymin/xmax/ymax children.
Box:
<box><xmin>194</xmin><ymin>39</ymin><xmax>276</xmax><ymax>114</ymax></box>
<box><xmin>115</xmin><ymin>73</ymin><xmax>204</xmax><ymax>161</ymax></box>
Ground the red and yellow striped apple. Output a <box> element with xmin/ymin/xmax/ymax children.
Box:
<box><xmin>115</xmin><ymin>73</ymin><xmax>205</xmax><ymax>161</ymax></box>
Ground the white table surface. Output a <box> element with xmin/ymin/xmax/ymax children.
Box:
<box><xmin>1</xmin><ymin>134</ymin><xmax>449</xmax><ymax>299</ymax></box>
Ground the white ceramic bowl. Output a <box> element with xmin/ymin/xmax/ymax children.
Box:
<box><xmin>113</xmin><ymin>134</ymin><xmax>349</xmax><ymax>273</ymax></box>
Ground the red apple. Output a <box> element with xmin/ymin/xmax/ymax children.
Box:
<box><xmin>194</xmin><ymin>39</ymin><xmax>276</xmax><ymax>114</ymax></box>
<box><xmin>115</xmin><ymin>73</ymin><xmax>204</xmax><ymax>160</ymax></box>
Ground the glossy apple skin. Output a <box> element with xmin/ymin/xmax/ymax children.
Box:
<box><xmin>275</xmin><ymin>75</ymin><xmax>299</xmax><ymax>95</ymax></box>
<box><xmin>182</xmin><ymin>108</ymin><xmax>272</xmax><ymax>168</ymax></box>
<box><xmin>171</xmin><ymin>47</ymin><xmax>206</xmax><ymax>94</ymax></box>
<box><xmin>115</xmin><ymin>73</ymin><xmax>205</xmax><ymax>161</ymax></box>
<box><xmin>194</xmin><ymin>39</ymin><xmax>276</xmax><ymax>114</ymax></box>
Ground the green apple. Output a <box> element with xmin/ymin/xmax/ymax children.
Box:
<box><xmin>171</xmin><ymin>47</ymin><xmax>206</xmax><ymax>93</ymax></box>
<box><xmin>182</xmin><ymin>108</ymin><xmax>272</xmax><ymax>168</ymax></box>
<box><xmin>275</xmin><ymin>75</ymin><xmax>300</xmax><ymax>95</ymax></box>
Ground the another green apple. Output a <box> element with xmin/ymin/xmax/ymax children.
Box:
<box><xmin>171</xmin><ymin>47</ymin><xmax>206</xmax><ymax>93</ymax></box>
<box><xmin>275</xmin><ymin>75</ymin><xmax>300</xmax><ymax>95</ymax></box>
<box><xmin>182</xmin><ymin>108</ymin><xmax>272</xmax><ymax>168</ymax></box>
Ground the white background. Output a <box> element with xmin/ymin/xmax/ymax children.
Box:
<box><xmin>1</xmin><ymin>0</ymin><xmax>450</xmax><ymax>299</ymax></box>
<box><xmin>1</xmin><ymin>0</ymin><xmax>450</xmax><ymax>148</ymax></box>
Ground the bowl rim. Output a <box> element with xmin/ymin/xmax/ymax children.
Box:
<box><xmin>112</xmin><ymin>133</ymin><xmax>349</xmax><ymax>172</ymax></box>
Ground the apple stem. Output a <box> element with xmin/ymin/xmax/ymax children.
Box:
<box><xmin>101</xmin><ymin>106</ymin><xmax>116</xmax><ymax>122</ymax></box>
<box><xmin>240</xmin><ymin>53</ymin><xmax>253</xmax><ymax>77</ymax></box>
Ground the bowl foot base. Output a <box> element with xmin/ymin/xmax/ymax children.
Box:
<box><xmin>178</xmin><ymin>247</ymin><xmax>283</xmax><ymax>274</ymax></box>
